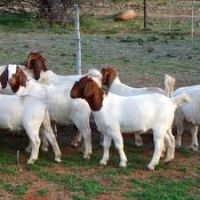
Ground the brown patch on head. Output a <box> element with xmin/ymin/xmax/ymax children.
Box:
<box><xmin>70</xmin><ymin>76</ymin><xmax>93</xmax><ymax>98</ymax></box>
<box><xmin>70</xmin><ymin>76</ymin><xmax>104</xmax><ymax>111</ymax></box>
<box><xmin>26</xmin><ymin>52</ymin><xmax>48</xmax><ymax>80</ymax></box>
<box><xmin>101</xmin><ymin>67</ymin><xmax>118</xmax><ymax>89</ymax></box>
<box><xmin>8</xmin><ymin>66</ymin><xmax>27</xmax><ymax>93</ymax></box>
<box><xmin>0</xmin><ymin>66</ymin><xmax>8</xmax><ymax>89</ymax></box>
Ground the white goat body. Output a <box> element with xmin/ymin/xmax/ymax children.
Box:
<box><xmin>0</xmin><ymin>94</ymin><xmax>61</xmax><ymax>163</ymax></box>
<box><xmin>172</xmin><ymin>85</ymin><xmax>200</xmax><ymax>151</ymax></box>
<box><xmin>71</xmin><ymin>77</ymin><xmax>190</xmax><ymax>170</ymax></box>
<box><xmin>34</xmin><ymin>69</ymin><xmax>102</xmax><ymax>88</ymax></box>
<box><xmin>16</xmin><ymin>79</ymin><xmax>92</xmax><ymax>159</ymax></box>
<box><xmin>94</xmin><ymin>93</ymin><xmax>188</xmax><ymax>170</ymax></box>
<box><xmin>108</xmin><ymin>77</ymin><xmax>165</xmax><ymax>96</ymax></box>
<box><xmin>101</xmin><ymin>67</ymin><xmax>176</xmax><ymax>147</ymax></box>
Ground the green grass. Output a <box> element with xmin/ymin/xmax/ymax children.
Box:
<box><xmin>63</xmin><ymin>151</ymin><xmax>101</xmax><ymax>169</ymax></box>
<box><xmin>80</xmin><ymin>15</ymin><xmax>144</xmax><ymax>34</ymax></box>
<box><xmin>25</xmin><ymin>156</ymin><xmax>54</xmax><ymax>171</ymax></box>
<box><xmin>194</xmin><ymin>162</ymin><xmax>200</xmax><ymax>174</ymax></box>
<box><xmin>38</xmin><ymin>171</ymin><xmax>106</xmax><ymax>199</ymax></box>
<box><xmin>3</xmin><ymin>10</ymin><xmax>198</xmax><ymax>35</ymax></box>
<box><xmin>0</xmin><ymin>149</ymin><xmax>16</xmax><ymax>165</ymax></box>
<box><xmin>125</xmin><ymin>177</ymin><xmax>200</xmax><ymax>200</ymax></box>
<box><xmin>178</xmin><ymin>147</ymin><xmax>197</xmax><ymax>158</ymax></box>
<box><xmin>0</xmin><ymin>12</ymin><xmax>72</xmax><ymax>34</ymax></box>
<box><xmin>0</xmin><ymin>12</ymin><xmax>36</xmax><ymax>32</ymax></box>
<box><xmin>0</xmin><ymin>165</ymin><xmax>17</xmax><ymax>175</ymax></box>
<box><xmin>36</xmin><ymin>188</ymin><xmax>48</xmax><ymax>197</ymax></box>
<box><xmin>0</xmin><ymin>182</ymin><xmax>28</xmax><ymax>196</ymax></box>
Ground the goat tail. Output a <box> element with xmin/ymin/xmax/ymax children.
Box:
<box><xmin>164</xmin><ymin>74</ymin><xmax>176</xmax><ymax>97</ymax></box>
<box><xmin>171</xmin><ymin>93</ymin><xmax>191</xmax><ymax>106</ymax></box>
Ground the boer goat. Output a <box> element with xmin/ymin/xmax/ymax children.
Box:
<box><xmin>100</xmin><ymin>67</ymin><xmax>176</xmax><ymax>146</ymax></box>
<box><xmin>0</xmin><ymin>93</ymin><xmax>61</xmax><ymax>164</ymax></box>
<box><xmin>25</xmin><ymin>52</ymin><xmax>102</xmax><ymax>147</ymax></box>
<box><xmin>2</xmin><ymin>64</ymin><xmax>92</xmax><ymax>159</ymax></box>
<box><xmin>172</xmin><ymin>85</ymin><xmax>200</xmax><ymax>151</ymax></box>
<box><xmin>70</xmin><ymin>76</ymin><xmax>190</xmax><ymax>170</ymax></box>
<box><xmin>26</xmin><ymin>52</ymin><xmax>102</xmax><ymax>86</ymax></box>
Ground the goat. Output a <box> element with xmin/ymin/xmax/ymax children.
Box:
<box><xmin>100</xmin><ymin>66</ymin><xmax>176</xmax><ymax>146</ymax></box>
<box><xmin>26</xmin><ymin>52</ymin><xmax>102</xmax><ymax>86</ymax></box>
<box><xmin>172</xmin><ymin>85</ymin><xmax>200</xmax><ymax>151</ymax></box>
<box><xmin>70</xmin><ymin>76</ymin><xmax>189</xmax><ymax>170</ymax></box>
<box><xmin>25</xmin><ymin>52</ymin><xmax>102</xmax><ymax>147</ymax></box>
<box><xmin>4</xmin><ymin>64</ymin><xmax>92</xmax><ymax>159</ymax></box>
<box><xmin>0</xmin><ymin>94</ymin><xmax>61</xmax><ymax>164</ymax></box>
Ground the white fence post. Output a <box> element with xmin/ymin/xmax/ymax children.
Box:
<box><xmin>74</xmin><ymin>4</ymin><xmax>81</xmax><ymax>75</ymax></box>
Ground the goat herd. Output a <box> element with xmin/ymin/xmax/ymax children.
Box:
<box><xmin>0</xmin><ymin>52</ymin><xmax>199</xmax><ymax>170</ymax></box>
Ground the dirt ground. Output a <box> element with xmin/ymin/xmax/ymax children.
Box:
<box><xmin>0</xmin><ymin>121</ymin><xmax>199</xmax><ymax>199</ymax></box>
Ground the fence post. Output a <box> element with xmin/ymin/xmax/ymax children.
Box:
<box><xmin>168</xmin><ymin>0</ymin><xmax>172</xmax><ymax>32</ymax></box>
<box><xmin>143</xmin><ymin>0</ymin><xmax>147</xmax><ymax>30</ymax></box>
<box><xmin>191</xmin><ymin>0</ymin><xmax>194</xmax><ymax>37</ymax></box>
<box><xmin>74</xmin><ymin>4</ymin><xmax>81</xmax><ymax>75</ymax></box>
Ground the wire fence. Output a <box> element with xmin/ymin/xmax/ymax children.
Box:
<box><xmin>1</xmin><ymin>1</ymin><xmax>200</xmax><ymax>88</ymax></box>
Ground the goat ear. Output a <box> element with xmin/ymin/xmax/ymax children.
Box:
<box><xmin>17</xmin><ymin>66</ymin><xmax>27</xmax><ymax>87</ymax></box>
<box><xmin>0</xmin><ymin>67</ymin><xmax>8</xmax><ymax>88</ymax></box>
<box><xmin>42</xmin><ymin>56</ymin><xmax>48</xmax><ymax>71</ymax></box>
<box><xmin>26</xmin><ymin>53</ymin><xmax>33</xmax><ymax>68</ymax></box>
<box><xmin>102</xmin><ymin>69</ymin><xmax>110</xmax><ymax>86</ymax></box>
<box><xmin>84</xmin><ymin>81</ymin><xmax>96</xmax><ymax>97</ymax></box>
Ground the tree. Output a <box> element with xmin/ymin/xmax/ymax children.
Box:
<box><xmin>0</xmin><ymin>0</ymin><xmax>84</xmax><ymax>28</ymax></box>
<box><xmin>35</xmin><ymin>0</ymin><xmax>84</xmax><ymax>27</ymax></box>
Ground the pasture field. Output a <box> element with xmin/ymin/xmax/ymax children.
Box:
<box><xmin>0</xmin><ymin>10</ymin><xmax>200</xmax><ymax>200</ymax></box>
<box><xmin>0</xmin><ymin>31</ymin><xmax>200</xmax><ymax>200</ymax></box>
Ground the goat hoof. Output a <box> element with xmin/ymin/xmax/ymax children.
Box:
<box><xmin>175</xmin><ymin>143</ymin><xmax>181</xmax><ymax>148</ymax></box>
<box><xmin>164</xmin><ymin>158</ymin><xmax>173</xmax><ymax>164</ymax></box>
<box><xmin>135</xmin><ymin>142</ymin><xmax>143</xmax><ymax>147</ymax></box>
<box><xmin>41</xmin><ymin>146</ymin><xmax>49</xmax><ymax>152</ymax></box>
<box><xmin>70</xmin><ymin>142</ymin><xmax>79</xmax><ymax>148</ymax></box>
<box><xmin>99</xmin><ymin>159</ymin><xmax>107</xmax><ymax>166</ymax></box>
<box><xmin>147</xmin><ymin>164</ymin><xmax>155</xmax><ymax>171</ymax></box>
<box><xmin>119</xmin><ymin>161</ymin><xmax>127</xmax><ymax>168</ymax></box>
<box><xmin>190</xmin><ymin>145</ymin><xmax>199</xmax><ymax>152</ymax></box>
<box><xmin>83</xmin><ymin>154</ymin><xmax>91</xmax><ymax>160</ymax></box>
<box><xmin>55</xmin><ymin>157</ymin><xmax>62</xmax><ymax>163</ymax></box>
<box><xmin>27</xmin><ymin>159</ymin><xmax>36</xmax><ymax>164</ymax></box>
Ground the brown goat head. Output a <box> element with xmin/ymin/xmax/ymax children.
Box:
<box><xmin>101</xmin><ymin>67</ymin><xmax>118</xmax><ymax>89</ymax></box>
<box><xmin>0</xmin><ymin>66</ymin><xmax>8</xmax><ymax>89</ymax></box>
<box><xmin>26</xmin><ymin>52</ymin><xmax>48</xmax><ymax>80</ymax></box>
<box><xmin>70</xmin><ymin>76</ymin><xmax>104</xmax><ymax>111</ymax></box>
<box><xmin>8</xmin><ymin>65</ymin><xmax>27</xmax><ymax>93</ymax></box>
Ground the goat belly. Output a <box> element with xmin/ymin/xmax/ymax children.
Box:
<box><xmin>120</xmin><ymin>125</ymin><xmax>148</xmax><ymax>134</ymax></box>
